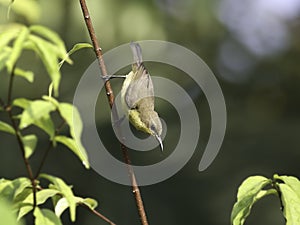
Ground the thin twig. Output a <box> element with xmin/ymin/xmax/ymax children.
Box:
<box><xmin>78</xmin><ymin>1</ymin><xmax>149</xmax><ymax>224</ymax></box>
<box><xmin>5</xmin><ymin>67</ymin><xmax>37</xmax><ymax>208</ymax></box>
<box><xmin>80</xmin><ymin>203</ymin><xmax>117</xmax><ymax>225</ymax></box>
<box><xmin>34</xmin><ymin>120</ymin><xmax>66</xmax><ymax>178</ymax></box>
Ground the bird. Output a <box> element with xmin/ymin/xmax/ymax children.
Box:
<box><xmin>105</xmin><ymin>42</ymin><xmax>163</xmax><ymax>151</ymax></box>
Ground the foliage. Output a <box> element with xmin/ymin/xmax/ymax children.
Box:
<box><xmin>231</xmin><ymin>174</ymin><xmax>300</xmax><ymax>225</ymax></box>
<box><xmin>0</xmin><ymin>20</ymin><xmax>96</xmax><ymax>224</ymax></box>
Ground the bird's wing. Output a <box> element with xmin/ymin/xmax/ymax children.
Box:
<box><xmin>125</xmin><ymin>65</ymin><xmax>154</xmax><ymax>110</ymax></box>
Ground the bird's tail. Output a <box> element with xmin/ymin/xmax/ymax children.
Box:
<box><xmin>130</xmin><ymin>42</ymin><xmax>143</xmax><ymax>67</ymax></box>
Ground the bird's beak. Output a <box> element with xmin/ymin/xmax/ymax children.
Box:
<box><xmin>155</xmin><ymin>134</ymin><xmax>163</xmax><ymax>152</ymax></box>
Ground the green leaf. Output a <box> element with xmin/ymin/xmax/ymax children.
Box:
<box><xmin>26</xmin><ymin>34</ymin><xmax>61</xmax><ymax>96</ymax></box>
<box><xmin>6</xmin><ymin>26</ymin><xmax>29</xmax><ymax>73</ymax></box>
<box><xmin>274</xmin><ymin>175</ymin><xmax>300</xmax><ymax>225</ymax></box>
<box><xmin>0</xmin><ymin>121</ymin><xmax>15</xmax><ymax>134</ymax></box>
<box><xmin>14</xmin><ymin>67</ymin><xmax>34</xmax><ymax>82</ymax></box>
<box><xmin>278</xmin><ymin>184</ymin><xmax>300</xmax><ymax>225</ymax></box>
<box><xmin>18</xmin><ymin>189</ymin><xmax>60</xmax><ymax>220</ymax></box>
<box><xmin>274</xmin><ymin>175</ymin><xmax>300</xmax><ymax>197</ymax></box>
<box><xmin>39</xmin><ymin>174</ymin><xmax>76</xmax><ymax>222</ymax></box>
<box><xmin>0</xmin><ymin>24</ymin><xmax>22</xmax><ymax>52</ymax></box>
<box><xmin>7</xmin><ymin>1</ymin><xmax>40</xmax><ymax>23</ymax></box>
<box><xmin>21</xmin><ymin>134</ymin><xmax>37</xmax><ymax>158</ymax></box>
<box><xmin>30</xmin><ymin>25</ymin><xmax>72</xmax><ymax>64</ymax></box>
<box><xmin>19</xmin><ymin>100</ymin><xmax>56</xmax><ymax>129</ymax></box>
<box><xmin>231</xmin><ymin>176</ymin><xmax>273</xmax><ymax>225</ymax></box>
<box><xmin>54</xmin><ymin>197</ymin><xmax>69</xmax><ymax>218</ymax></box>
<box><xmin>82</xmin><ymin>197</ymin><xmax>98</xmax><ymax>210</ymax></box>
<box><xmin>12</xmin><ymin>98</ymin><xmax>31</xmax><ymax>109</ymax></box>
<box><xmin>54</xmin><ymin>196</ymin><xmax>98</xmax><ymax>218</ymax></box>
<box><xmin>33</xmin><ymin>114</ymin><xmax>55</xmax><ymax>139</ymax></box>
<box><xmin>57</xmin><ymin>103</ymin><xmax>89</xmax><ymax>168</ymax></box>
<box><xmin>0</xmin><ymin>198</ymin><xmax>24</xmax><ymax>225</ymax></box>
<box><xmin>34</xmin><ymin>208</ymin><xmax>62</xmax><ymax>225</ymax></box>
<box><xmin>0</xmin><ymin>177</ymin><xmax>31</xmax><ymax>200</ymax></box>
<box><xmin>0</xmin><ymin>47</ymin><xmax>12</xmax><ymax>71</ymax></box>
<box><xmin>58</xmin><ymin>43</ymin><xmax>92</xmax><ymax>68</ymax></box>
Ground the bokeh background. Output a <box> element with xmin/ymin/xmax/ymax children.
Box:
<box><xmin>1</xmin><ymin>0</ymin><xmax>300</xmax><ymax>224</ymax></box>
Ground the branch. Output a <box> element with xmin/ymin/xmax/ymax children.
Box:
<box><xmin>78</xmin><ymin>1</ymin><xmax>149</xmax><ymax>224</ymax></box>
<box><xmin>80</xmin><ymin>203</ymin><xmax>117</xmax><ymax>225</ymax></box>
<box><xmin>5</xmin><ymin>67</ymin><xmax>37</xmax><ymax>208</ymax></box>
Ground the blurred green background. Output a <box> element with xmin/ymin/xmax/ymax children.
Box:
<box><xmin>1</xmin><ymin>0</ymin><xmax>300</xmax><ymax>224</ymax></box>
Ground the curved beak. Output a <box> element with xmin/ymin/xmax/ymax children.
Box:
<box><xmin>155</xmin><ymin>134</ymin><xmax>164</xmax><ymax>152</ymax></box>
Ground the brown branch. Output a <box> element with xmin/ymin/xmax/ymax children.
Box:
<box><xmin>5</xmin><ymin>67</ymin><xmax>37</xmax><ymax>208</ymax></box>
<box><xmin>78</xmin><ymin>1</ymin><xmax>149</xmax><ymax>224</ymax></box>
<box><xmin>80</xmin><ymin>203</ymin><xmax>117</xmax><ymax>225</ymax></box>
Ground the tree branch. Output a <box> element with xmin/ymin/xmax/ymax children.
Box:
<box><xmin>78</xmin><ymin>1</ymin><xmax>149</xmax><ymax>224</ymax></box>
<box><xmin>5</xmin><ymin>66</ymin><xmax>37</xmax><ymax>208</ymax></box>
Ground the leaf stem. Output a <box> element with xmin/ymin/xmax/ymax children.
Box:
<box><xmin>78</xmin><ymin>1</ymin><xmax>149</xmax><ymax>224</ymax></box>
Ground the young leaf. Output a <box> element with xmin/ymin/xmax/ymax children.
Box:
<box><xmin>0</xmin><ymin>47</ymin><xmax>12</xmax><ymax>71</ymax></box>
<box><xmin>29</xmin><ymin>25</ymin><xmax>72</xmax><ymax>65</ymax></box>
<box><xmin>0</xmin><ymin>121</ymin><xmax>15</xmax><ymax>134</ymax></box>
<box><xmin>0</xmin><ymin>177</ymin><xmax>30</xmax><ymax>200</ymax></box>
<box><xmin>0</xmin><ymin>24</ymin><xmax>22</xmax><ymax>52</ymax></box>
<box><xmin>14</xmin><ymin>67</ymin><xmax>34</xmax><ymax>82</ymax></box>
<box><xmin>274</xmin><ymin>175</ymin><xmax>300</xmax><ymax>225</ymax></box>
<box><xmin>0</xmin><ymin>198</ymin><xmax>24</xmax><ymax>225</ymax></box>
<box><xmin>39</xmin><ymin>174</ymin><xmax>76</xmax><ymax>222</ymax></box>
<box><xmin>26</xmin><ymin>34</ymin><xmax>61</xmax><ymax>96</ymax></box>
<box><xmin>34</xmin><ymin>208</ymin><xmax>62</xmax><ymax>225</ymax></box>
<box><xmin>18</xmin><ymin>189</ymin><xmax>60</xmax><ymax>220</ymax></box>
<box><xmin>12</xmin><ymin>98</ymin><xmax>31</xmax><ymax>109</ymax></box>
<box><xmin>21</xmin><ymin>134</ymin><xmax>37</xmax><ymax>158</ymax></box>
<box><xmin>59</xmin><ymin>43</ymin><xmax>92</xmax><ymax>68</ymax></box>
<box><xmin>6</xmin><ymin>26</ymin><xmax>29</xmax><ymax>73</ymax></box>
<box><xmin>231</xmin><ymin>176</ymin><xmax>273</xmax><ymax>225</ymax></box>
<box><xmin>19</xmin><ymin>100</ymin><xmax>56</xmax><ymax>129</ymax></box>
<box><xmin>82</xmin><ymin>198</ymin><xmax>98</xmax><ymax>210</ymax></box>
<box><xmin>33</xmin><ymin>114</ymin><xmax>55</xmax><ymax>139</ymax></box>
<box><xmin>57</xmin><ymin>103</ymin><xmax>89</xmax><ymax>168</ymax></box>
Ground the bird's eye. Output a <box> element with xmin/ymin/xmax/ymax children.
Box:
<box><xmin>150</xmin><ymin>124</ymin><xmax>156</xmax><ymax>132</ymax></box>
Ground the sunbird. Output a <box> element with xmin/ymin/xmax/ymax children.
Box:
<box><xmin>105</xmin><ymin>42</ymin><xmax>163</xmax><ymax>151</ymax></box>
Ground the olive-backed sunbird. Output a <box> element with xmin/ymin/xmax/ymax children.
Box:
<box><xmin>120</xmin><ymin>42</ymin><xmax>163</xmax><ymax>151</ymax></box>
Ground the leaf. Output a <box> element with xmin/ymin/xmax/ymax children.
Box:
<box><xmin>58</xmin><ymin>43</ymin><xmax>92</xmax><ymax>68</ymax></box>
<box><xmin>18</xmin><ymin>189</ymin><xmax>59</xmax><ymax>220</ymax></box>
<box><xmin>82</xmin><ymin>198</ymin><xmax>98</xmax><ymax>210</ymax></box>
<box><xmin>7</xmin><ymin>1</ymin><xmax>40</xmax><ymax>23</ymax></box>
<box><xmin>0</xmin><ymin>198</ymin><xmax>24</xmax><ymax>225</ymax></box>
<box><xmin>57</xmin><ymin>103</ymin><xmax>89</xmax><ymax>168</ymax></box>
<box><xmin>26</xmin><ymin>34</ymin><xmax>61</xmax><ymax>96</ymax></box>
<box><xmin>54</xmin><ymin>197</ymin><xmax>69</xmax><ymax>218</ymax></box>
<box><xmin>12</xmin><ymin>98</ymin><xmax>31</xmax><ymax>109</ymax></box>
<box><xmin>0</xmin><ymin>24</ymin><xmax>22</xmax><ymax>52</ymax></box>
<box><xmin>14</xmin><ymin>67</ymin><xmax>34</xmax><ymax>82</ymax></box>
<box><xmin>0</xmin><ymin>47</ymin><xmax>12</xmax><ymax>71</ymax></box>
<box><xmin>33</xmin><ymin>114</ymin><xmax>55</xmax><ymax>139</ymax></box>
<box><xmin>0</xmin><ymin>177</ymin><xmax>31</xmax><ymax>200</ymax></box>
<box><xmin>54</xmin><ymin>196</ymin><xmax>98</xmax><ymax>218</ymax></box>
<box><xmin>6</xmin><ymin>26</ymin><xmax>29</xmax><ymax>73</ymax></box>
<box><xmin>39</xmin><ymin>174</ymin><xmax>76</xmax><ymax>222</ymax></box>
<box><xmin>29</xmin><ymin>25</ymin><xmax>72</xmax><ymax>64</ymax></box>
<box><xmin>34</xmin><ymin>208</ymin><xmax>62</xmax><ymax>225</ymax></box>
<box><xmin>0</xmin><ymin>121</ymin><xmax>15</xmax><ymax>134</ymax></box>
<box><xmin>231</xmin><ymin>176</ymin><xmax>273</xmax><ymax>225</ymax></box>
<box><xmin>21</xmin><ymin>134</ymin><xmax>37</xmax><ymax>158</ymax></box>
<box><xmin>19</xmin><ymin>100</ymin><xmax>56</xmax><ymax>129</ymax></box>
<box><xmin>274</xmin><ymin>175</ymin><xmax>300</xmax><ymax>225</ymax></box>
